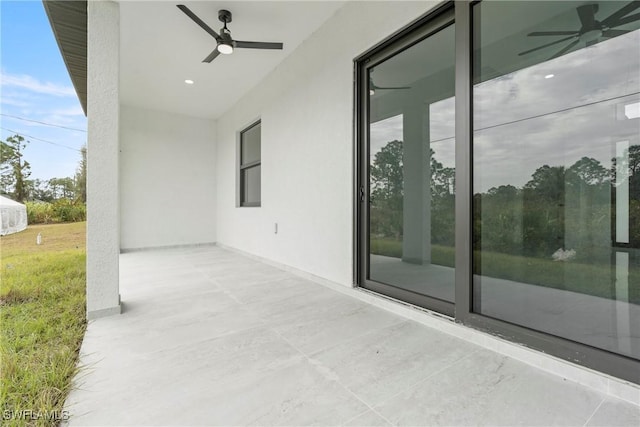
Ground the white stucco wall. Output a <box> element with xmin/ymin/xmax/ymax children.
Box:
<box><xmin>120</xmin><ymin>105</ymin><xmax>217</xmax><ymax>250</ymax></box>
<box><xmin>87</xmin><ymin>0</ymin><xmax>121</xmax><ymax>319</ymax></box>
<box><xmin>216</xmin><ymin>1</ymin><xmax>439</xmax><ymax>286</ymax></box>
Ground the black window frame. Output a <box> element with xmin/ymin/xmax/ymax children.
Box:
<box><xmin>354</xmin><ymin>0</ymin><xmax>640</xmax><ymax>385</ymax></box>
<box><xmin>239</xmin><ymin>120</ymin><xmax>261</xmax><ymax>207</ymax></box>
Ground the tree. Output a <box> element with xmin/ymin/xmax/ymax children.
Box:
<box><xmin>567</xmin><ymin>157</ymin><xmax>608</xmax><ymax>186</ymax></box>
<box><xmin>58</xmin><ymin>177</ymin><xmax>75</xmax><ymax>199</ymax></box>
<box><xmin>0</xmin><ymin>134</ymin><xmax>32</xmax><ymax>202</ymax></box>
<box><xmin>370</xmin><ymin>140</ymin><xmax>404</xmax><ymax>239</ymax></box>
<box><xmin>27</xmin><ymin>178</ymin><xmax>54</xmax><ymax>202</ymax></box>
<box><xmin>0</xmin><ymin>140</ymin><xmax>13</xmax><ymax>195</ymax></box>
<box><xmin>430</xmin><ymin>150</ymin><xmax>456</xmax><ymax>246</ymax></box>
<box><xmin>430</xmin><ymin>150</ymin><xmax>455</xmax><ymax>199</ymax></box>
<box><xmin>75</xmin><ymin>145</ymin><xmax>87</xmax><ymax>202</ymax></box>
<box><xmin>612</xmin><ymin>144</ymin><xmax>640</xmax><ymax>248</ymax></box>
<box><xmin>524</xmin><ymin>165</ymin><xmax>566</xmax><ymax>202</ymax></box>
<box><xmin>48</xmin><ymin>177</ymin><xmax>75</xmax><ymax>199</ymax></box>
<box><xmin>613</xmin><ymin>144</ymin><xmax>640</xmax><ymax>201</ymax></box>
<box><xmin>370</xmin><ymin>140</ymin><xmax>403</xmax><ymax>202</ymax></box>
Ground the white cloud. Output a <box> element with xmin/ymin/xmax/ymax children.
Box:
<box><xmin>50</xmin><ymin>105</ymin><xmax>84</xmax><ymax>117</ymax></box>
<box><xmin>1</xmin><ymin>71</ymin><xmax>75</xmax><ymax>97</ymax></box>
<box><xmin>40</xmin><ymin>105</ymin><xmax>87</xmax><ymax>127</ymax></box>
<box><xmin>0</xmin><ymin>96</ymin><xmax>30</xmax><ymax>108</ymax></box>
<box><xmin>471</xmin><ymin>30</ymin><xmax>640</xmax><ymax>193</ymax></box>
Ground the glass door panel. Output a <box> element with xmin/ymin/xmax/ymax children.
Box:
<box><xmin>472</xmin><ymin>1</ymin><xmax>640</xmax><ymax>360</ymax></box>
<box><xmin>365</xmin><ymin>18</ymin><xmax>456</xmax><ymax>312</ymax></box>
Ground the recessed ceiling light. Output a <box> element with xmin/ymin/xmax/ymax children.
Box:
<box><xmin>544</xmin><ymin>74</ymin><xmax>554</xmax><ymax>79</ymax></box>
<box><xmin>184</xmin><ymin>79</ymin><xmax>194</xmax><ymax>85</ymax></box>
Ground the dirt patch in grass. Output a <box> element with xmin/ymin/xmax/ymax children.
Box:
<box><xmin>1</xmin><ymin>222</ymin><xmax>86</xmax><ymax>256</ymax></box>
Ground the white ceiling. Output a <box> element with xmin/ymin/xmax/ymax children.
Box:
<box><xmin>119</xmin><ymin>1</ymin><xmax>345</xmax><ymax>119</ymax></box>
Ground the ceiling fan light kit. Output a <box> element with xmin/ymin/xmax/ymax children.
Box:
<box><xmin>217</xmin><ymin>34</ymin><xmax>234</xmax><ymax>55</ymax></box>
<box><xmin>177</xmin><ymin>4</ymin><xmax>283</xmax><ymax>63</ymax></box>
<box><xmin>217</xmin><ymin>43</ymin><xmax>233</xmax><ymax>55</ymax></box>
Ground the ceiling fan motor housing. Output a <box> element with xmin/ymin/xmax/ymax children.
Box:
<box><xmin>218</xmin><ymin>9</ymin><xmax>232</xmax><ymax>24</ymax></box>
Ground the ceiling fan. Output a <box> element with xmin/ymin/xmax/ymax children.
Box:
<box><xmin>369</xmin><ymin>77</ymin><xmax>410</xmax><ymax>96</ymax></box>
<box><xmin>518</xmin><ymin>1</ymin><xmax>640</xmax><ymax>59</ymax></box>
<box><xmin>177</xmin><ymin>5</ymin><xmax>283</xmax><ymax>63</ymax></box>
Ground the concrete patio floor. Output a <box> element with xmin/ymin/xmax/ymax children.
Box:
<box><xmin>63</xmin><ymin>246</ymin><xmax>640</xmax><ymax>426</ymax></box>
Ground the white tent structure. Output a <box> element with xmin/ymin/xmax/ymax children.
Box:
<box><xmin>0</xmin><ymin>195</ymin><xmax>27</xmax><ymax>236</ymax></box>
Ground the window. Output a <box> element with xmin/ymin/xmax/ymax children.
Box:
<box><xmin>239</xmin><ymin>121</ymin><xmax>261</xmax><ymax>207</ymax></box>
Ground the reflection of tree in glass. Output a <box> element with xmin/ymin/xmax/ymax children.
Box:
<box><xmin>474</xmin><ymin>151</ymin><xmax>639</xmax><ymax>302</ymax></box>
<box><xmin>370</xmin><ymin>140</ymin><xmax>456</xmax><ymax>245</ymax></box>
<box><xmin>370</xmin><ymin>140</ymin><xmax>403</xmax><ymax>240</ymax></box>
<box><xmin>370</xmin><ymin>140</ymin><xmax>403</xmax><ymax>202</ymax></box>
<box><xmin>568</xmin><ymin>157</ymin><xmax>609</xmax><ymax>186</ymax></box>
<box><xmin>475</xmin><ymin>156</ymin><xmax>617</xmax><ymax>259</ymax></box>
<box><xmin>613</xmin><ymin>144</ymin><xmax>640</xmax><ymax>248</ymax></box>
<box><xmin>431</xmin><ymin>153</ymin><xmax>455</xmax><ymax>247</ymax></box>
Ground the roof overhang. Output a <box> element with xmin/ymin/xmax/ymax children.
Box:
<box><xmin>42</xmin><ymin>0</ymin><xmax>87</xmax><ymax>115</ymax></box>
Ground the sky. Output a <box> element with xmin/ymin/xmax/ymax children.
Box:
<box><xmin>1</xmin><ymin>0</ymin><xmax>87</xmax><ymax>182</ymax></box>
<box><xmin>369</xmin><ymin>26</ymin><xmax>640</xmax><ymax>194</ymax></box>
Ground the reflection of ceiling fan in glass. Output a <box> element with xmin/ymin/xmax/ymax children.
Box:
<box><xmin>519</xmin><ymin>2</ymin><xmax>640</xmax><ymax>60</ymax></box>
<box><xmin>369</xmin><ymin>77</ymin><xmax>410</xmax><ymax>96</ymax></box>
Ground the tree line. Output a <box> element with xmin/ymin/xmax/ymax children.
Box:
<box><xmin>0</xmin><ymin>134</ymin><xmax>86</xmax><ymax>203</ymax></box>
<box><xmin>370</xmin><ymin>139</ymin><xmax>640</xmax><ymax>263</ymax></box>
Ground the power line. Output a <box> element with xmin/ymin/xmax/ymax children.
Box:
<box><xmin>0</xmin><ymin>113</ymin><xmax>87</xmax><ymax>133</ymax></box>
<box><xmin>428</xmin><ymin>91</ymin><xmax>640</xmax><ymax>144</ymax></box>
<box><xmin>474</xmin><ymin>91</ymin><xmax>640</xmax><ymax>134</ymax></box>
<box><xmin>0</xmin><ymin>127</ymin><xmax>82</xmax><ymax>152</ymax></box>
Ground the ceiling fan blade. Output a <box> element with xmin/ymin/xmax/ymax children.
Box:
<box><xmin>202</xmin><ymin>48</ymin><xmax>221</xmax><ymax>63</ymax></box>
<box><xmin>609</xmin><ymin>12</ymin><xmax>640</xmax><ymax>27</ymax></box>
<box><xmin>577</xmin><ymin>4</ymin><xmax>598</xmax><ymax>29</ymax></box>
<box><xmin>177</xmin><ymin>5</ymin><xmax>221</xmax><ymax>42</ymax></box>
<box><xmin>518</xmin><ymin>35</ymin><xmax>577</xmax><ymax>56</ymax></box>
<box><xmin>235</xmin><ymin>41</ymin><xmax>284</xmax><ymax>50</ymax></box>
<box><xmin>602</xmin><ymin>28</ymin><xmax>631</xmax><ymax>38</ymax></box>
<box><xmin>528</xmin><ymin>31</ymin><xmax>579</xmax><ymax>36</ymax></box>
<box><xmin>550</xmin><ymin>39</ymin><xmax>580</xmax><ymax>59</ymax></box>
<box><xmin>602</xmin><ymin>1</ymin><xmax>640</xmax><ymax>28</ymax></box>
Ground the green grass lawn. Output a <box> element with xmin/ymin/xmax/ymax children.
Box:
<box><xmin>371</xmin><ymin>237</ymin><xmax>639</xmax><ymax>304</ymax></box>
<box><xmin>1</xmin><ymin>222</ymin><xmax>86</xmax><ymax>426</ymax></box>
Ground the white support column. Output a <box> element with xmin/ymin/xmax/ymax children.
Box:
<box><xmin>86</xmin><ymin>0</ymin><xmax>121</xmax><ymax>320</ymax></box>
<box><xmin>402</xmin><ymin>102</ymin><xmax>431</xmax><ymax>264</ymax></box>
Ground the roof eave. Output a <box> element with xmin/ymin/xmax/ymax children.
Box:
<box><xmin>42</xmin><ymin>0</ymin><xmax>88</xmax><ymax>116</ymax></box>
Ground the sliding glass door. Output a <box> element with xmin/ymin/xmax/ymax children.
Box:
<box><xmin>356</xmin><ymin>1</ymin><xmax>639</xmax><ymax>383</ymax></box>
<box><xmin>360</xmin><ymin>9</ymin><xmax>456</xmax><ymax>315</ymax></box>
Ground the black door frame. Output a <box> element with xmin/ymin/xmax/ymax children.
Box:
<box><xmin>355</xmin><ymin>3</ymin><xmax>456</xmax><ymax>317</ymax></box>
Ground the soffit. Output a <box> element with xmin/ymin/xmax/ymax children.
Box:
<box><xmin>43</xmin><ymin>0</ymin><xmax>88</xmax><ymax>115</ymax></box>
